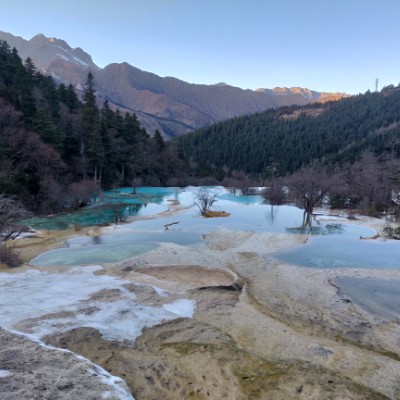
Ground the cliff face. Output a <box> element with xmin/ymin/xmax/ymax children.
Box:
<box><xmin>0</xmin><ymin>31</ymin><xmax>348</xmax><ymax>138</ymax></box>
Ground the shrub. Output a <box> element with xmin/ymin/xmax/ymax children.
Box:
<box><xmin>0</xmin><ymin>244</ymin><xmax>22</xmax><ymax>268</ymax></box>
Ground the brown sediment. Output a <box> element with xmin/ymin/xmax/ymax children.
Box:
<box><xmin>44</xmin><ymin>320</ymin><xmax>390</xmax><ymax>400</ymax></box>
<box><xmin>360</xmin><ymin>233</ymin><xmax>380</xmax><ymax>240</ymax></box>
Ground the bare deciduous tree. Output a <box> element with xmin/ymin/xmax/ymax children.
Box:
<box><xmin>262</xmin><ymin>177</ymin><xmax>286</xmax><ymax>206</ymax></box>
<box><xmin>285</xmin><ymin>166</ymin><xmax>338</xmax><ymax>227</ymax></box>
<box><xmin>0</xmin><ymin>195</ymin><xmax>30</xmax><ymax>241</ymax></box>
<box><xmin>0</xmin><ymin>194</ymin><xmax>31</xmax><ymax>267</ymax></box>
<box><xmin>195</xmin><ymin>188</ymin><xmax>218</xmax><ymax>215</ymax></box>
<box><xmin>66</xmin><ymin>179</ymin><xmax>100</xmax><ymax>210</ymax></box>
<box><xmin>345</xmin><ymin>153</ymin><xmax>393</xmax><ymax>215</ymax></box>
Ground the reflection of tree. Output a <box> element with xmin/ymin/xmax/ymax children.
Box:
<box><xmin>263</xmin><ymin>166</ymin><xmax>339</xmax><ymax>229</ymax></box>
<box><xmin>287</xmin><ymin>222</ymin><xmax>344</xmax><ymax>235</ymax></box>
<box><xmin>92</xmin><ymin>235</ymin><xmax>103</xmax><ymax>245</ymax></box>
<box><xmin>324</xmin><ymin>223</ymin><xmax>344</xmax><ymax>235</ymax></box>
<box><xmin>285</xmin><ymin>166</ymin><xmax>339</xmax><ymax>228</ymax></box>
<box><xmin>265</xmin><ymin>205</ymin><xmax>279</xmax><ymax>225</ymax></box>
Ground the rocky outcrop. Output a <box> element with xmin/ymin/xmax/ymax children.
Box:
<box><xmin>0</xmin><ymin>328</ymin><xmax>133</xmax><ymax>400</ymax></box>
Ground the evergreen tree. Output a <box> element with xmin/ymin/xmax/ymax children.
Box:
<box><xmin>80</xmin><ymin>72</ymin><xmax>104</xmax><ymax>182</ymax></box>
<box><xmin>99</xmin><ymin>100</ymin><xmax>117</xmax><ymax>187</ymax></box>
<box><xmin>154</xmin><ymin>129</ymin><xmax>166</xmax><ymax>151</ymax></box>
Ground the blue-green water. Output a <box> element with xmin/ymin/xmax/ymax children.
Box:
<box><xmin>30</xmin><ymin>241</ymin><xmax>159</xmax><ymax>267</ymax></box>
<box><xmin>66</xmin><ymin>231</ymin><xmax>203</xmax><ymax>247</ymax></box>
<box><xmin>333</xmin><ymin>277</ymin><xmax>400</xmax><ymax>321</ymax></box>
<box><xmin>97</xmin><ymin>187</ymin><xmax>178</xmax><ymax>206</ymax></box>
<box><xmin>23</xmin><ymin>186</ymin><xmax>400</xmax><ymax>326</ymax></box>
<box><xmin>128</xmin><ymin>201</ymin><xmax>373</xmax><ymax>237</ymax></box>
<box><xmin>21</xmin><ymin>187</ymin><xmax>174</xmax><ymax>230</ymax></box>
<box><xmin>274</xmin><ymin>236</ymin><xmax>400</xmax><ymax>269</ymax></box>
<box><xmin>25</xmin><ymin>186</ymin><xmax>396</xmax><ymax>268</ymax></box>
<box><xmin>21</xmin><ymin>186</ymin><xmax>376</xmax><ymax>237</ymax></box>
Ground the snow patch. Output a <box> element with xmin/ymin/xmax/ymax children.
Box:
<box><xmin>56</xmin><ymin>53</ymin><xmax>70</xmax><ymax>62</ymax></box>
<box><xmin>72</xmin><ymin>55</ymin><xmax>89</xmax><ymax>66</ymax></box>
<box><xmin>163</xmin><ymin>299</ymin><xmax>195</xmax><ymax>318</ymax></box>
<box><xmin>54</xmin><ymin>44</ymin><xmax>89</xmax><ymax>67</ymax></box>
<box><xmin>152</xmin><ymin>285</ymin><xmax>169</xmax><ymax>297</ymax></box>
<box><xmin>0</xmin><ymin>369</ymin><xmax>12</xmax><ymax>378</ymax></box>
<box><xmin>0</xmin><ymin>266</ymin><xmax>195</xmax><ymax>342</ymax></box>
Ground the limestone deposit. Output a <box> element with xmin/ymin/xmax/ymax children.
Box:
<box><xmin>1</xmin><ymin>209</ymin><xmax>399</xmax><ymax>400</ymax></box>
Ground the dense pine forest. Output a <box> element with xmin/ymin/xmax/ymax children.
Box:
<box><xmin>178</xmin><ymin>89</ymin><xmax>400</xmax><ymax>178</ymax></box>
<box><xmin>0</xmin><ymin>40</ymin><xmax>187</xmax><ymax>215</ymax></box>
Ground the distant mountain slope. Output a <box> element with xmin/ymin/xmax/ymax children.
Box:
<box><xmin>0</xmin><ymin>31</ymin><xmax>348</xmax><ymax>138</ymax></box>
<box><xmin>178</xmin><ymin>90</ymin><xmax>400</xmax><ymax>176</ymax></box>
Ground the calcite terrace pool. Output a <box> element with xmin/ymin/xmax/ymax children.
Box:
<box><xmin>2</xmin><ymin>186</ymin><xmax>400</xmax><ymax>399</ymax></box>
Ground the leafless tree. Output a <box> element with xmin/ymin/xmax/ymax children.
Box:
<box><xmin>346</xmin><ymin>153</ymin><xmax>394</xmax><ymax>215</ymax></box>
<box><xmin>66</xmin><ymin>179</ymin><xmax>100</xmax><ymax>210</ymax></box>
<box><xmin>285</xmin><ymin>166</ymin><xmax>338</xmax><ymax>227</ymax></box>
<box><xmin>195</xmin><ymin>188</ymin><xmax>218</xmax><ymax>215</ymax></box>
<box><xmin>0</xmin><ymin>195</ymin><xmax>30</xmax><ymax>241</ymax></box>
<box><xmin>0</xmin><ymin>195</ymin><xmax>31</xmax><ymax>267</ymax></box>
<box><xmin>262</xmin><ymin>177</ymin><xmax>286</xmax><ymax>206</ymax></box>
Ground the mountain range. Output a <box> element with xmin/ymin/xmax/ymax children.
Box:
<box><xmin>0</xmin><ymin>31</ymin><xmax>347</xmax><ymax>138</ymax></box>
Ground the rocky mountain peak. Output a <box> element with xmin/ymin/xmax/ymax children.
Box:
<box><xmin>0</xmin><ymin>30</ymin><xmax>349</xmax><ymax>138</ymax></box>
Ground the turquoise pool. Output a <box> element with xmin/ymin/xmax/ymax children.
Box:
<box><xmin>273</xmin><ymin>236</ymin><xmax>400</xmax><ymax>269</ymax></box>
<box><xmin>30</xmin><ymin>241</ymin><xmax>159</xmax><ymax>267</ymax></box>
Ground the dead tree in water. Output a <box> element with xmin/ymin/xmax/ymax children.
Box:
<box><xmin>195</xmin><ymin>188</ymin><xmax>218</xmax><ymax>216</ymax></box>
<box><xmin>286</xmin><ymin>167</ymin><xmax>338</xmax><ymax>227</ymax></box>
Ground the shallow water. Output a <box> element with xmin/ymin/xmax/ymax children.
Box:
<box><xmin>30</xmin><ymin>241</ymin><xmax>159</xmax><ymax>267</ymax></box>
<box><xmin>66</xmin><ymin>231</ymin><xmax>204</xmax><ymax>248</ymax></box>
<box><xmin>27</xmin><ymin>187</ymin><xmax>379</xmax><ymax>268</ymax></box>
<box><xmin>129</xmin><ymin>199</ymin><xmax>373</xmax><ymax>237</ymax></box>
<box><xmin>333</xmin><ymin>277</ymin><xmax>400</xmax><ymax>321</ymax></box>
<box><xmin>20</xmin><ymin>186</ymin><xmax>375</xmax><ymax>238</ymax></box>
<box><xmin>274</xmin><ymin>236</ymin><xmax>400</xmax><ymax>269</ymax></box>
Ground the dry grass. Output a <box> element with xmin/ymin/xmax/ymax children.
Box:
<box><xmin>7</xmin><ymin>227</ymin><xmax>94</xmax><ymax>266</ymax></box>
<box><xmin>203</xmin><ymin>210</ymin><xmax>231</xmax><ymax>218</ymax></box>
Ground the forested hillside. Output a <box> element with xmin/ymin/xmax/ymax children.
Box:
<box><xmin>0</xmin><ymin>41</ymin><xmax>186</xmax><ymax>214</ymax></box>
<box><xmin>178</xmin><ymin>89</ymin><xmax>400</xmax><ymax>178</ymax></box>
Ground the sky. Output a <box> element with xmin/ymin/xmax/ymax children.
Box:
<box><xmin>2</xmin><ymin>0</ymin><xmax>400</xmax><ymax>94</ymax></box>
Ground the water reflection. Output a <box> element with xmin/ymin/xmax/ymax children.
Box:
<box><xmin>287</xmin><ymin>223</ymin><xmax>345</xmax><ymax>235</ymax></box>
<box><xmin>20</xmin><ymin>186</ymin><xmax>375</xmax><ymax>238</ymax></box>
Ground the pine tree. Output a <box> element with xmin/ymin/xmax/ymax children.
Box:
<box><xmin>154</xmin><ymin>129</ymin><xmax>166</xmax><ymax>151</ymax></box>
<box><xmin>80</xmin><ymin>72</ymin><xmax>103</xmax><ymax>182</ymax></box>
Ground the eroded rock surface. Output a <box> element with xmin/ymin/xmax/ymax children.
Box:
<box><xmin>0</xmin><ymin>328</ymin><xmax>133</xmax><ymax>400</ymax></box>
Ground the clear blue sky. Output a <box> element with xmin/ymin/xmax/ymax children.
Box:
<box><xmin>2</xmin><ymin>0</ymin><xmax>400</xmax><ymax>94</ymax></box>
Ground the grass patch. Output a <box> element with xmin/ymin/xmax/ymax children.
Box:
<box><xmin>203</xmin><ymin>210</ymin><xmax>231</xmax><ymax>218</ymax></box>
